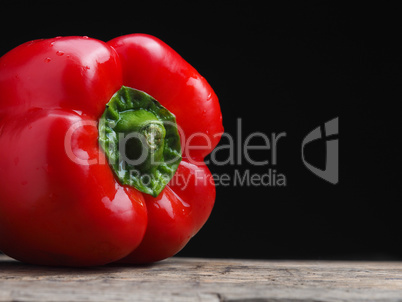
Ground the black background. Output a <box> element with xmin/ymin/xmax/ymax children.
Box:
<box><xmin>1</xmin><ymin>1</ymin><xmax>401</xmax><ymax>260</ymax></box>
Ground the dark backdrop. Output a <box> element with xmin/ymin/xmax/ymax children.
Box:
<box><xmin>1</xmin><ymin>1</ymin><xmax>400</xmax><ymax>260</ymax></box>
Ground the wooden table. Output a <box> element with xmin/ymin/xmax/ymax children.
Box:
<box><xmin>1</xmin><ymin>254</ymin><xmax>402</xmax><ymax>301</ymax></box>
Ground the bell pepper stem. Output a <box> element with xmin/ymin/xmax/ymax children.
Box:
<box><xmin>98</xmin><ymin>86</ymin><xmax>181</xmax><ymax>197</ymax></box>
<box><xmin>115</xmin><ymin>109</ymin><xmax>166</xmax><ymax>173</ymax></box>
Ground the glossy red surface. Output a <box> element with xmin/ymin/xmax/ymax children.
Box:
<box><xmin>0</xmin><ymin>35</ymin><xmax>223</xmax><ymax>265</ymax></box>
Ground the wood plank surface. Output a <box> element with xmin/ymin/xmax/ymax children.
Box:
<box><xmin>1</xmin><ymin>254</ymin><xmax>402</xmax><ymax>301</ymax></box>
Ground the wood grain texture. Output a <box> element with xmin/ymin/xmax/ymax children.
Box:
<box><xmin>1</xmin><ymin>254</ymin><xmax>402</xmax><ymax>301</ymax></box>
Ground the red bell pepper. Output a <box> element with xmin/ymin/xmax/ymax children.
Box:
<box><xmin>0</xmin><ymin>34</ymin><xmax>223</xmax><ymax>266</ymax></box>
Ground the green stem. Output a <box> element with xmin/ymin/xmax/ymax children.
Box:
<box><xmin>98</xmin><ymin>86</ymin><xmax>181</xmax><ymax>197</ymax></box>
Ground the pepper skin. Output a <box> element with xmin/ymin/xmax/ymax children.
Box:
<box><xmin>0</xmin><ymin>34</ymin><xmax>223</xmax><ymax>266</ymax></box>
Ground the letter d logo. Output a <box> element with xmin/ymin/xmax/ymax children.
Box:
<box><xmin>302</xmin><ymin>117</ymin><xmax>338</xmax><ymax>184</ymax></box>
